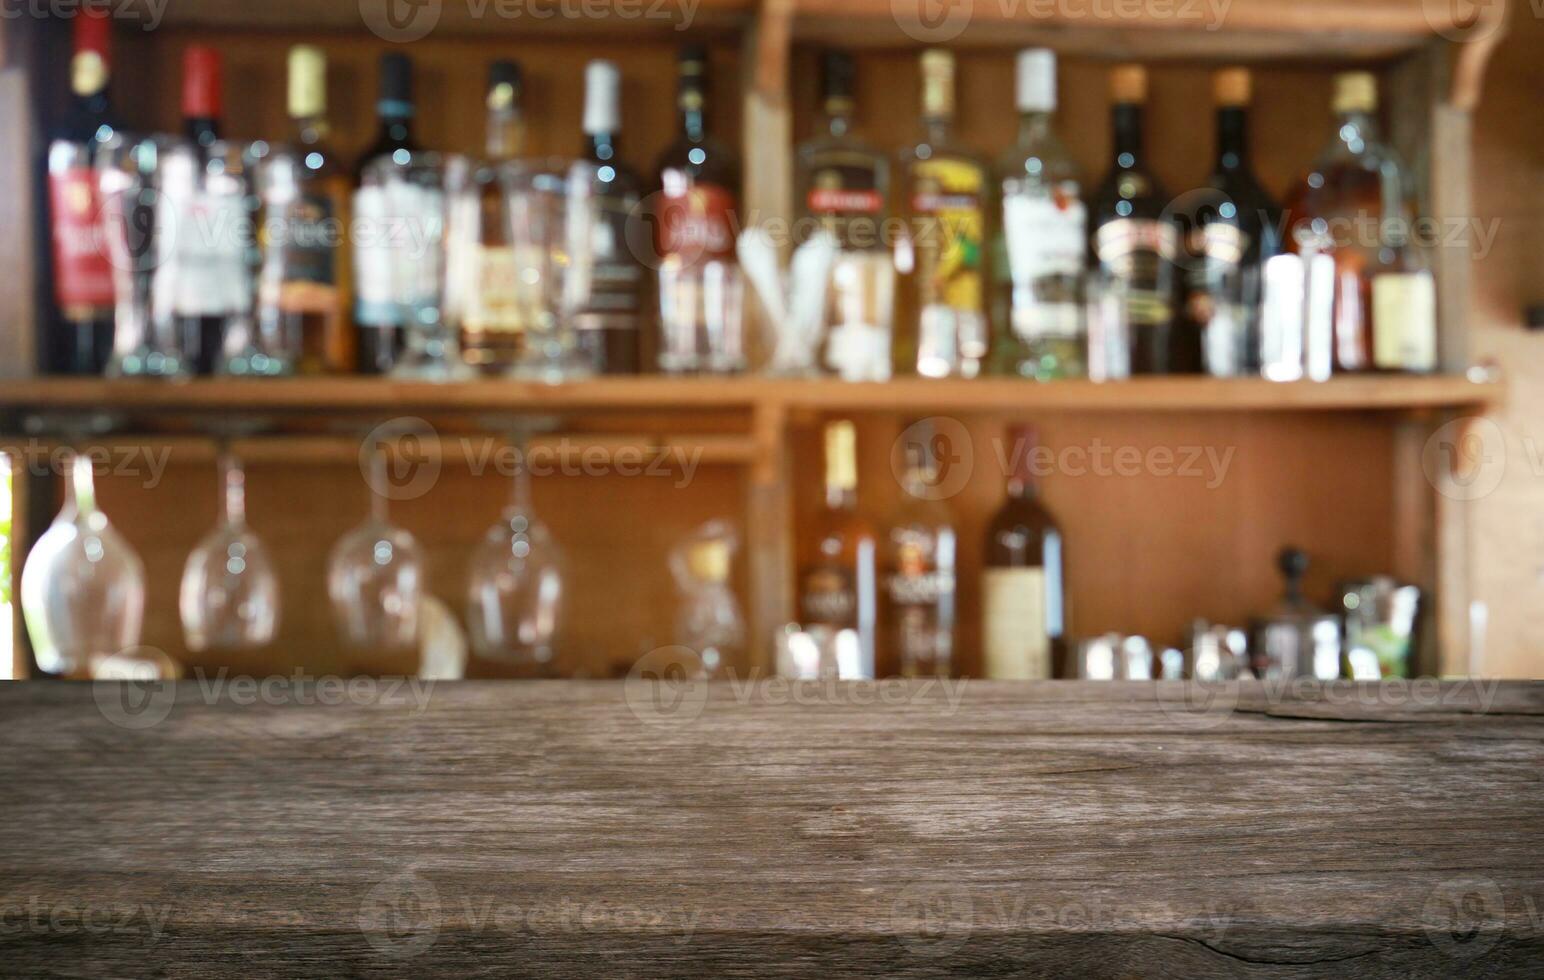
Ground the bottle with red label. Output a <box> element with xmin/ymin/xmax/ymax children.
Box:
<box><xmin>652</xmin><ymin>45</ymin><xmax>744</xmax><ymax>374</ymax></box>
<box><xmin>1088</xmin><ymin>65</ymin><xmax>1180</xmax><ymax>375</ymax></box>
<box><xmin>795</xmin><ymin>51</ymin><xmax>893</xmax><ymax>380</ymax></box>
<box><xmin>174</xmin><ymin>45</ymin><xmax>231</xmax><ymax>376</ymax></box>
<box><xmin>46</xmin><ymin>8</ymin><xmax>118</xmax><ymax>375</ymax></box>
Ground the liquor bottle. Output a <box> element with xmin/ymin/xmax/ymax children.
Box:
<box><xmin>795</xmin><ymin>51</ymin><xmax>892</xmax><ymax>381</ymax></box>
<box><xmin>572</xmin><ymin>59</ymin><xmax>644</xmax><ymax>374</ymax></box>
<box><xmin>352</xmin><ymin>53</ymin><xmax>418</xmax><ymax>374</ymax></box>
<box><xmin>885</xmin><ymin>431</ymin><xmax>957</xmax><ymax>678</ymax></box>
<box><xmin>274</xmin><ymin>45</ymin><xmax>353</xmax><ymax>375</ymax></box>
<box><xmin>896</xmin><ymin>49</ymin><xmax>989</xmax><ymax>379</ymax></box>
<box><xmin>1181</xmin><ymin>69</ymin><xmax>1282</xmax><ymax>378</ymax></box>
<box><xmin>457</xmin><ymin>60</ymin><xmax>526</xmax><ymax>373</ymax></box>
<box><xmin>175</xmin><ymin>45</ymin><xmax>232</xmax><ymax>375</ymax></box>
<box><xmin>46</xmin><ymin>8</ymin><xmax>117</xmax><ymax>375</ymax></box>
<box><xmin>1284</xmin><ymin>72</ymin><xmax>1407</xmax><ymax>374</ymax></box>
<box><xmin>982</xmin><ymin>427</ymin><xmax>1067</xmax><ymax>680</ymax></box>
<box><xmin>996</xmin><ymin>48</ymin><xmax>1085</xmax><ymax>381</ymax></box>
<box><xmin>1369</xmin><ymin>220</ymin><xmax>1437</xmax><ymax>373</ymax></box>
<box><xmin>654</xmin><ymin>45</ymin><xmax>744</xmax><ymax>374</ymax></box>
<box><xmin>799</xmin><ymin>420</ymin><xmax>879</xmax><ymax>680</ymax></box>
<box><xmin>1088</xmin><ymin>65</ymin><xmax>1179</xmax><ymax>375</ymax></box>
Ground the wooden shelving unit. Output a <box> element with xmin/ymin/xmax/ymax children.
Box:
<box><xmin>0</xmin><ymin>0</ymin><xmax>1511</xmax><ymax>681</ymax></box>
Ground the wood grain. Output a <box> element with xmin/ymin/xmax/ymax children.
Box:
<box><xmin>0</xmin><ymin>679</ymin><xmax>1539</xmax><ymax>977</ymax></box>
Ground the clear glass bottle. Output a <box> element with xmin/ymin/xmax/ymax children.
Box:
<box><xmin>896</xmin><ymin>49</ymin><xmax>989</xmax><ymax>379</ymax></box>
<box><xmin>670</xmin><ymin>521</ymin><xmax>743</xmax><ymax>680</ymax></box>
<box><xmin>1284</xmin><ymin>72</ymin><xmax>1407</xmax><ymax>374</ymax></box>
<box><xmin>885</xmin><ymin>432</ymin><xmax>957</xmax><ymax>678</ymax></box>
<box><xmin>799</xmin><ymin>420</ymin><xmax>879</xmax><ymax>680</ymax></box>
<box><xmin>795</xmin><ymin>51</ymin><xmax>894</xmax><ymax>381</ymax></box>
<box><xmin>1088</xmin><ymin>65</ymin><xmax>1180</xmax><ymax>375</ymax></box>
<box><xmin>996</xmin><ymin>48</ymin><xmax>1086</xmax><ymax>380</ymax></box>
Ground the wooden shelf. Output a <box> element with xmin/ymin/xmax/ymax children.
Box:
<box><xmin>793</xmin><ymin>0</ymin><xmax>1472</xmax><ymax>61</ymax></box>
<box><xmin>0</xmin><ymin>376</ymin><xmax>1501</xmax><ymax>428</ymax></box>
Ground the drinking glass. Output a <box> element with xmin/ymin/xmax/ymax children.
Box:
<box><xmin>180</xmin><ymin>453</ymin><xmax>279</xmax><ymax>653</ymax></box>
<box><xmin>466</xmin><ymin>438</ymin><xmax>563</xmax><ymax>675</ymax></box>
<box><xmin>96</xmin><ymin>134</ymin><xmax>188</xmax><ymax>378</ymax></box>
<box><xmin>658</xmin><ymin>259</ymin><xmax>746</xmax><ymax>375</ymax></box>
<box><xmin>20</xmin><ymin>452</ymin><xmax>146</xmax><ymax>678</ymax></box>
<box><xmin>496</xmin><ymin>160</ymin><xmax>592</xmax><ymax>381</ymax></box>
<box><xmin>327</xmin><ymin>451</ymin><xmax>425</xmax><ymax>657</ymax></box>
<box><xmin>1084</xmin><ymin>270</ymin><xmax>1132</xmax><ymax>382</ymax></box>
<box><xmin>362</xmin><ymin>154</ymin><xmax>469</xmax><ymax>381</ymax></box>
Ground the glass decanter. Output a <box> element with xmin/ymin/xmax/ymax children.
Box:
<box><xmin>180</xmin><ymin>453</ymin><xmax>279</xmax><ymax>653</ymax></box>
<box><xmin>20</xmin><ymin>452</ymin><xmax>145</xmax><ymax>677</ymax></box>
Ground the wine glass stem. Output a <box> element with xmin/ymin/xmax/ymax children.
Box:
<box><xmin>370</xmin><ymin>450</ymin><xmax>390</xmax><ymax>524</ymax></box>
<box><xmin>219</xmin><ymin>452</ymin><xmax>246</xmax><ymax>525</ymax></box>
<box><xmin>510</xmin><ymin>434</ymin><xmax>531</xmax><ymax>512</ymax></box>
<box><xmin>69</xmin><ymin>452</ymin><xmax>96</xmax><ymax>513</ymax></box>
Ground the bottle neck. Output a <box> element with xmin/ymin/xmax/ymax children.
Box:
<box><xmin>825</xmin><ymin>481</ymin><xmax>856</xmax><ymax>512</ymax></box>
<box><xmin>377</xmin><ymin>100</ymin><xmax>415</xmax><ymax>149</ymax></box>
<box><xmin>185</xmin><ymin>116</ymin><xmax>220</xmax><ymax>149</ymax></box>
<box><xmin>586</xmin><ymin>130</ymin><xmax>620</xmax><ymax>163</ymax></box>
<box><xmin>1331</xmin><ymin>108</ymin><xmax>1380</xmax><ymax>158</ymax></box>
<box><xmin>680</xmin><ymin>102</ymin><xmax>705</xmax><ymax>143</ymax></box>
<box><xmin>294</xmin><ymin>112</ymin><xmax>330</xmax><ymax>148</ymax></box>
<box><xmin>823</xmin><ymin>98</ymin><xmax>853</xmax><ymax>139</ymax></box>
<box><xmin>1006</xmin><ymin>474</ymin><xmax>1037</xmax><ymax>501</ymax></box>
<box><xmin>1112</xmin><ymin>103</ymin><xmax>1145</xmax><ymax>166</ymax></box>
<box><xmin>1016</xmin><ymin>109</ymin><xmax>1053</xmax><ymax>145</ymax></box>
<box><xmin>1215</xmin><ymin>106</ymin><xmax>1248</xmax><ymax>172</ymax></box>
<box><xmin>486</xmin><ymin>105</ymin><xmax>523</xmax><ymax>161</ymax></box>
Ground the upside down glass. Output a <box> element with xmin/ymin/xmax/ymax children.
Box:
<box><xmin>20</xmin><ymin>452</ymin><xmax>146</xmax><ymax>677</ymax></box>
<box><xmin>180</xmin><ymin>453</ymin><xmax>280</xmax><ymax>653</ymax></box>
<box><xmin>96</xmin><ymin>134</ymin><xmax>187</xmax><ymax>378</ymax></box>
<box><xmin>327</xmin><ymin>451</ymin><xmax>426</xmax><ymax>667</ymax></box>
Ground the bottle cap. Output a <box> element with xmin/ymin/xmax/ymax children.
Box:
<box><xmin>378</xmin><ymin>52</ymin><xmax>414</xmax><ymax>112</ymax></box>
<box><xmin>583</xmin><ymin>60</ymin><xmax>620</xmax><ymax>135</ymax></box>
<box><xmin>487</xmin><ymin>59</ymin><xmax>522</xmax><ymax>111</ymax></box>
<box><xmin>1213</xmin><ymin>67</ymin><xmax>1251</xmax><ymax>107</ymax></box>
<box><xmin>287</xmin><ymin>45</ymin><xmax>327</xmax><ymax>120</ymax></box>
<box><xmin>1110</xmin><ymin>64</ymin><xmax>1147</xmax><ymax>104</ymax></box>
<box><xmin>1333</xmin><ymin>72</ymin><xmax>1378</xmax><ymax>114</ymax></box>
<box><xmin>181</xmin><ymin>45</ymin><xmax>222</xmax><ymax>120</ymax></box>
<box><xmin>920</xmin><ymin>49</ymin><xmax>955</xmax><ymax>118</ymax></box>
<box><xmin>70</xmin><ymin>10</ymin><xmax>111</xmax><ymax>97</ymax></box>
<box><xmin>1016</xmin><ymin>49</ymin><xmax>1057</xmax><ymax>113</ymax></box>
<box><xmin>821</xmin><ymin>50</ymin><xmax>855</xmax><ymax>106</ymax></box>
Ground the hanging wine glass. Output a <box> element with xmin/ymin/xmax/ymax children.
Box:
<box><xmin>327</xmin><ymin>449</ymin><xmax>425</xmax><ymax>665</ymax></box>
<box><xmin>179</xmin><ymin>452</ymin><xmax>279</xmax><ymax>654</ymax></box>
<box><xmin>466</xmin><ymin>433</ymin><xmax>563</xmax><ymax>677</ymax></box>
<box><xmin>20</xmin><ymin>451</ymin><xmax>146</xmax><ymax>678</ymax></box>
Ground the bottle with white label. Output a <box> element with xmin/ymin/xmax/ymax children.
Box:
<box><xmin>982</xmin><ymin>426</ymin><xmax>1066</xmax><ymax>680</ymax></box>
<box><xmin>1370</xmin><ymin>222</ymin><xmax>1438</xmax><ymax>373</ymax></box>
<box><xmin>995</xmin><ymin>49</ymin><xmax>1086</xmax><ymax>380</ymax></box>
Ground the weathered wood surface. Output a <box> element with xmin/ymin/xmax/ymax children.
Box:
<box><xmin>1</xmin><ymin>679</ymin><xmax>1541</xmax><ymax>978</ymax></box>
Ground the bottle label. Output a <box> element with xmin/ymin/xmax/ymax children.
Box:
<box><xmin>982</xmin><ymin>568</ymin><xmax>1050</xmax><ymax>680</ymax></box>
<box><xmin>888</xmin><ymin>569</ymin><xmax>954</xmax><ymax>606</ymax></box>
<box><xmin>1094</xmin><ymin>218</ymin><xmax>1178</xmax><ymax>326</ymax></box>
<box><xmin>1372</xmin><ymin>272</ymin><xmax>1437</xmax><ymax>371</ymax></box>
<box><xmin>909</xmin><ymin>158</ymin><xmax>985</xmax><ymax>315</ymax></box>
<box><xmin>272</xmin><ymin>191</ymin><xmax>338</xmax><ymax>293</ymax></box>
<box><xmin>578</xmin><ymin>191</ymin><xmax>643</xmax><ymax>327</ymax></box>
<box><xmin>801</xmin><ymin>567</ymin><xmax>857</xmax><ymax>627</ymax></box>
<box><xmin>1003</xmin><ymin>189</ymin><xmax>1085</xmax><ymax>340</ymax></box>
<box><xmin>352</xmin><ymin>184</ymin><xmax>397</xmax><ymax>327</ymax></box>
<box><xmin>460</xmin><ymin>245</ymin><xmax>525</xmax><ymax>334</ymax></box>
<box><xmin>808</xmin><ymin>187</ymin><xmax>884</xmax><ymax>215</ymax></box>
<box><xmin>164</xmin><ymin>186</ymin><xmax>250</xmax><ymax>317</ymax></box>
<box><xmin>1185</xmin><ymin>222</ymin><xmax>1253</xmax><ymax>375</ymax></box>
<box><xmin>49</xmin><ymin>163</ymin><xmax>115</xmax><ymax>313</ymax></box>
<box><xmin>656</xmin><ymin>176</ymin><xmax>735</xmax><ymax>264</ymax></box>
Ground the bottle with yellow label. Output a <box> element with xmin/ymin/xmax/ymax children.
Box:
<box><xmin>895</xmin><ymin>49</ymin><xmax>990</xmax><ymax>379</ymax></box>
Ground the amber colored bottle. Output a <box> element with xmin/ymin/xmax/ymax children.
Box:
<box><xmin>982</xmin><ymin>427</ymin><xmax>1067</xmax><ymax>680</ymax></box>
<box><xmin>1282</xmin><ymin>72</ymin><xmax>1406</xmax><ymax>374</ymax></box>
<box><xmin>799</xmin><ymin>421</ymin><xmax>879</xmax><ymax>679</ymax></box>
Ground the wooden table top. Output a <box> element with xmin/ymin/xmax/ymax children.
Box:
<box><xmin>2</xmin><ymin>678</ymin><xmax>1541</xmax><ymax>978</ymax></box>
